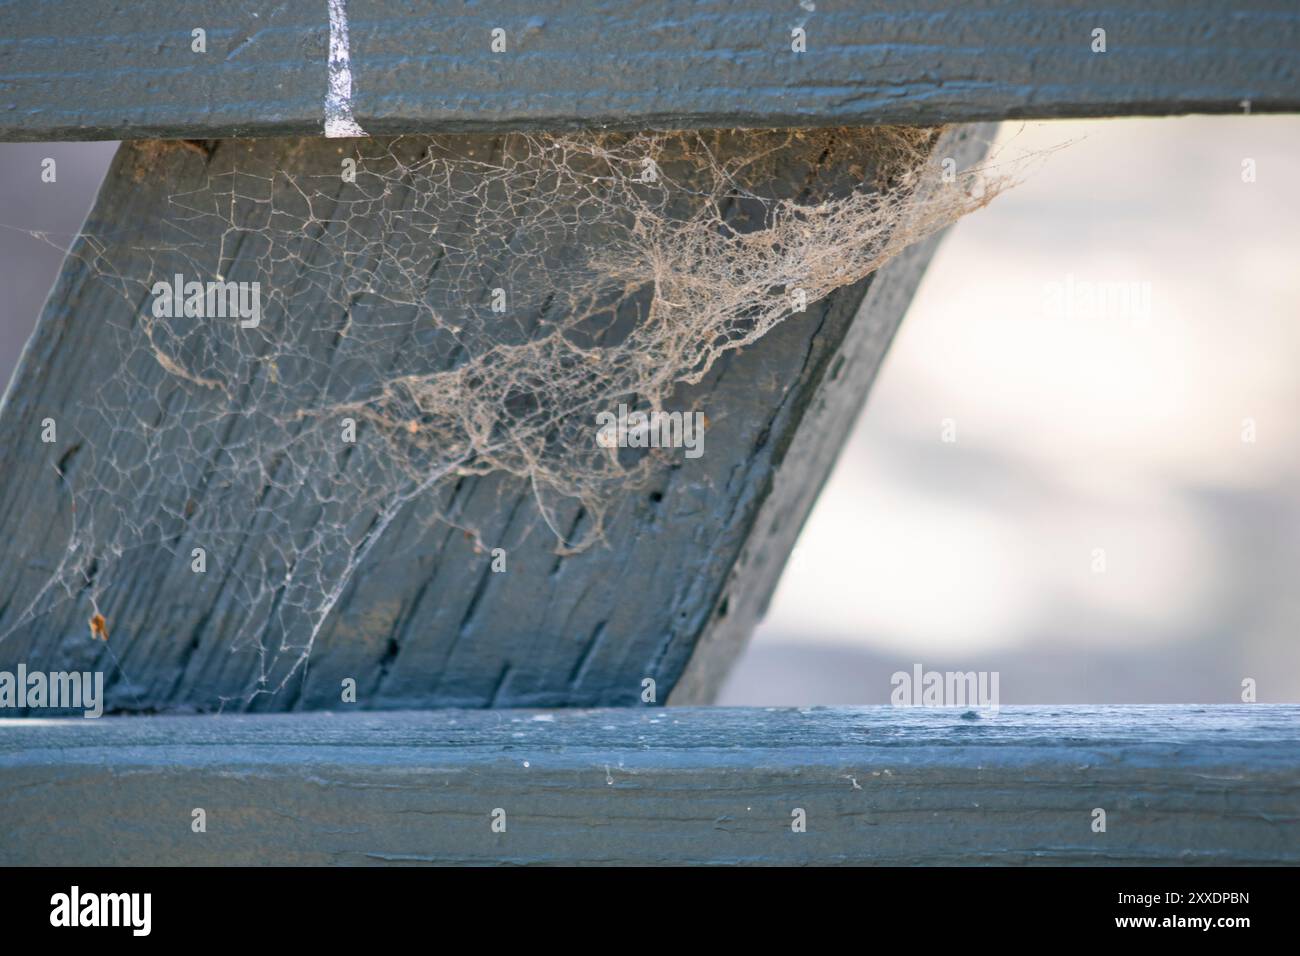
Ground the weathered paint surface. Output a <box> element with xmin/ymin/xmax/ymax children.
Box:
<box><xmin>1</xmin><ymin>1</ymin><xmax>1297</xmax><ymax>141</ymax></box>
<box><xmin>2</xmin><ymin>705</ymin><xmax>1297</xmax><ymax>865</ymax></box>
<box><xmin>0</xmin><ymin>126</ymin><xmax>991</xmax><ymax>711</ymax></box>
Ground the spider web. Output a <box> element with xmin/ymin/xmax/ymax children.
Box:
<box><xmin>1</xmin><ymin>127</ymin><xmax>1006</xmax><ymax>705</ymax></box>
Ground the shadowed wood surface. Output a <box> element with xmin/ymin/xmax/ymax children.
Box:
<box><xmin>0</xmin><ymin>126</ymin><xmax>993</xmax><ymax>712</ymax></box>
<box><xmin>2</xmin><ymin>705</ymin><xmax>1297</xmax><ymax>865</ymax></box>
<box><xmin>1</xmin><ymin>1</ymin><xmax>1297</xmax><ymax>142</ymax></box>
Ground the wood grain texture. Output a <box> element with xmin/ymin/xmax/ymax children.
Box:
<box><xmin>1</xmin><ymin>1</ymin><xmax>1296</xmax><ymax>142</ymax></box>
<box><xmin>2</xmin><ymin>705</ymin><xmax>1297</xmax><ymax>865</ymax></box>
<box><xmin>0</xmin><ymin>126</ymin><xmax>991</xmax><ymax>712</ymax></box>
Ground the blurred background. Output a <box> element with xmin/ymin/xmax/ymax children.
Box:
<box><xmin>3</xmin><ymin>117</ymin><xmax>1297</xmax><ymax>705</ymax></box>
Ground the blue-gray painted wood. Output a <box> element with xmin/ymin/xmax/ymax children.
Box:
<box><xmin>0</xmin><ymin>126</ymin><xmax>992</xmax><ymax>711</ymax></box>
<box><xmin>1</xmin><ymin>1</ymin><xmax>1296</xmax><ymax>142</ymax></box>
<box><xmin>2</xmin><ymin>705</ymin><xmax>1297</xmax><ymax>865</ymax></box>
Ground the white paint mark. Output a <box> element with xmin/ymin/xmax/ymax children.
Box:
<box><xmin>325</xmin><ymin>0</ymin><xmax>368</xmax><ymax>137</ymax></box>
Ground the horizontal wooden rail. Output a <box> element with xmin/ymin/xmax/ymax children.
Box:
<box><xmin>1</xmin><ymin>1</ymin><xmax>1297</xmax><ymax>142</ymax></box>
<box><xmin>3</xmin><ymin>705</ymin><xmax>1298</xmax><ymax>865</ymax></box>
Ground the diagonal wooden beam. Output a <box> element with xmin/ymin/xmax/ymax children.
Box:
<box><xmin>0</xmin><ymin>1</ymin><xmax>1296</xmax><ymax>142</ymax></box>
<box><xmin>0</xmin><ymin>125</ymin><xmax>992</xmax><ymax>712</ymax></box>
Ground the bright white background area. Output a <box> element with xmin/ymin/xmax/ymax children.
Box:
<box><xmin>721</xmin><ymin>116</ymin><xmax>1300</xmax><ymax>704</ymax></box>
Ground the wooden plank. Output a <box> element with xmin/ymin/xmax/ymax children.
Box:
<box><xmin>1</xmin><ymin>1</ymin><xmax>1296</xmax><ymax>142</ymax></box>
<box><xmin>2</xmin><ymin>705</ymin><xmax>1297</xmax><ymax>865</ymax></box>
<box><xmin>0</xmin><ymin>126</ymin><xmax>993</xmax><ymax>712</ymax></box>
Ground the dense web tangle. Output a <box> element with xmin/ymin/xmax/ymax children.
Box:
<box><xmin>1</xmin><ymin>127</ymin><xmax>1007</xmax><ymax>702</ymax></box>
